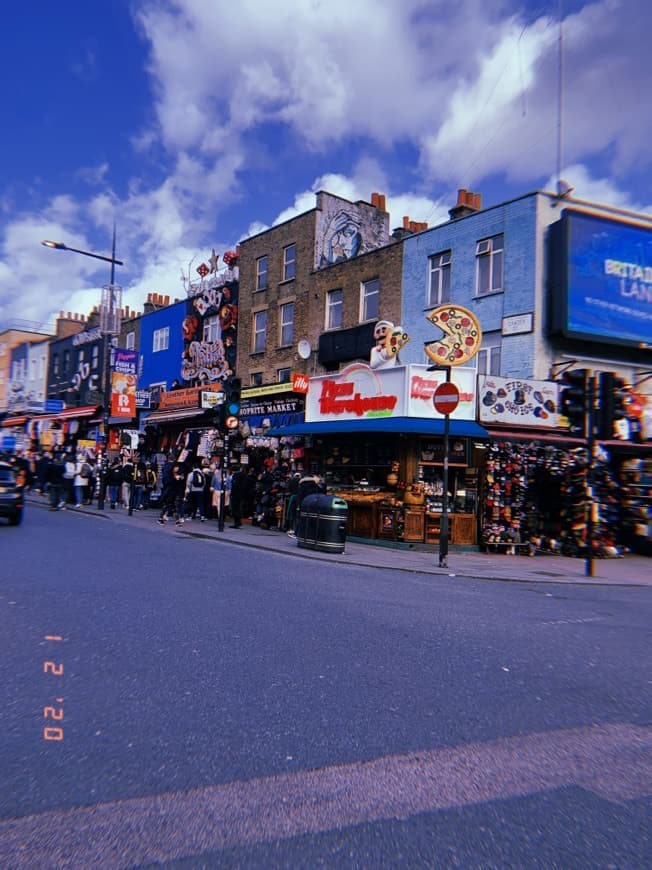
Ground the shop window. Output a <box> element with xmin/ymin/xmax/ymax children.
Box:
<box><xmin>253</xmin><ymin>310</ymin><xmax>267</xmax><ymax>353</ymax></box>
<box><xmin>427</xmin><ymin>251</ymin><xmax>451</xmax><ymax>307</ymax></box>
<box><xmin>326</xmin><ymin>289</ymin><xmax>343</xmax><ymax>330</ymax></box>
<box><xmin>360</xmin><ymin>278</ymin><xmax>380</xmax><ymax>322</ymax></box>
<box><xmin>475</xmin><ymin>233</ymin><xmax>504</xmax><ymax>295</ymax></box>
<box><xmin>256</xmin><ymin>255</ymin><xmax>268</xmax><ymax>291</ymax></box>
<box><xmin>279</xmin><ymin>302</ymin><xmax>294</xmax><ymax>347</ymax></box>
<box><xmin>283</xmin><ymin>244</ymin><xmax>296</xmax><ymax>281</ymax></box>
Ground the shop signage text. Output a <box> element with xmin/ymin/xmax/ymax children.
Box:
<box><xmin>319</xmin><ymin>378</ymin><xmax>398</xmax><ymax>417</ymax></box>
<box><xmin>159</xmin><ymin>385</ymin><xmax>221</xmax><ymax>410</ymax></box>
<box><xmin>478</xmin><ymin>375</ymin><xmax>560</xmax><ymax>428</ymax></box>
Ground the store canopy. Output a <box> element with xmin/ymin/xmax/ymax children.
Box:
<box><xmin>143</xmin><ymin>407</ymin><xmax>211</xmax><ymax>425</ymax></box>
<box><xmin>31</xmin><ymin>405</ymin><xmax>101</xmax><ymax>423</ymax></box>
<box><xmin>266</xmin><ymin>417</ymin><xmax>489</xmax><ymax>439</ymax></box>
<box><xmin>1</xmin><ymin>415</ymin><xmax>29</xmax><ymax>427</ymax></box>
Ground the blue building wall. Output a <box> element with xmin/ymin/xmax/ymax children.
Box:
<box><xmin>139</xmin><ymin>299</ymin><xmax>187</xmax><ymax>390</ymax></box>
<box><xmin>400</xmin><ymin>192</ymin><xmax>540</xmax><ymax>379</ymax></box>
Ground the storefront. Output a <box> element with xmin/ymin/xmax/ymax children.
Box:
<box><xmin>478</xmin><ymin>375</ymin><xmax>652</xmax><ymax>557</ymax></box>
<box><xmin>269</xmin><ymin>364</ymin><xmax>489</xmax><ymax>546</ymax></box>
<box><xmin>27</xmin><ymin>405</ymin><xmax>103</xmax><ymax>453</ymax></box>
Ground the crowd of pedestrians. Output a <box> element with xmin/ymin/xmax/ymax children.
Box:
<box><xmin>6</xmin><ymin>445</ymin><xmax>324</xmax><ymax>533</ymax></box>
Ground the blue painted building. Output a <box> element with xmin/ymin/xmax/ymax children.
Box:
<box><xmin>139</xmin><ymin>298</ymin><xmax>187</xmax><ymax>393</ymax></box>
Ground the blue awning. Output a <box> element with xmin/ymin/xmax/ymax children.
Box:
<box><xmin>266</xmin><ymin>416</ymin><xmax>489</xmax><ymax>439</ymax></box>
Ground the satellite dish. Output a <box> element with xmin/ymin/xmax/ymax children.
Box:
<box><xmin>297</xmin><ymin>339</ymin><xmax>312</xmax><ymax>360</ymax></box>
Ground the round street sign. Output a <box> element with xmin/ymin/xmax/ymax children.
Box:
<box><xmin>433</xmin><ymin>381</ymin><xmax>460</xmax><ymax>415</ymax></box>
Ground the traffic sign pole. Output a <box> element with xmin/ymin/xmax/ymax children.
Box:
<box><xmin>436</xmin><ymin>369</ymin><xmax>454</xmax><ymax>568</ymax></box>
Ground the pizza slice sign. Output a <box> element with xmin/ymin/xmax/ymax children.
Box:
<box><xmin>425</xmin><ymin>305</ymin><xmax>482</xmax><ymax>366</ymax></box>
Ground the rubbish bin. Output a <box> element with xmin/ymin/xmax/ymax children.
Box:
<box><xmin>296</xmin><ymin>493</ymin><xmax>348</xmax><ymax>553</ymax></box>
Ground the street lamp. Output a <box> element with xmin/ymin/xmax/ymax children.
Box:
<box><xmin>41</xmin><ymin>226</ymin><xmax>124</xmax><ymax>509</ymax></box>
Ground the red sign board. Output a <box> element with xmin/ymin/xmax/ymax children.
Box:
<box><xmin>292</xmin><ymin>373</ymin><xmax>309</xmax><ymax>394</ymax></box>
<box><xmin>433</xmin><ymin>381</ymin><xmax>460</xmax><ymax>415</ymax></box>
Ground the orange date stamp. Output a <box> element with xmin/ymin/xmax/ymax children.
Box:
<box><xmin>43</xmin><ymin>634</ymin><xmax>64</xmax><ymax>741</ymax></box>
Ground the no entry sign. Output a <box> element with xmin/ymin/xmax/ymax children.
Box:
<box><xmin>433</xmin><ymin>381</ymin><xmax>460</xmax><ymax>415</ymax></box>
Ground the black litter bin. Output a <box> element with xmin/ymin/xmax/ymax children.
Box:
<box><xmin>296</xmin><ymin>494</ymin><xmax>348</xmax><ymax>553</ymax></box>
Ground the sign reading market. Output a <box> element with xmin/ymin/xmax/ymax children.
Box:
<box><xmin>305</xmin><ymin>364</ymin><xmax>478</xmax><ymax>423</ymax></box>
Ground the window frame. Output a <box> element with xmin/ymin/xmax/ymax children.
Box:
<box><xmin>360</xmin><ymin>278</ymin><xmax>380</xmax><ymax>323</ymax></box>
<box><xmin>153</xmin><ymin>326</ymin><xmax>170</xmax><ymax>353</ymax></box>
<box><xmin>475</xmin><ymin>233</ymin><xmax>504</xmax><ymax>296</ymax></box>
<box><xmin>277</xmin><ymin>367</ymin><xmax>291</xmax><ymax>384</ymax></box>
<box><xmin>279</xmin><ymin>301</ymin><xmax>294</xmax><ymax>348</ymax></box>
<box><xmin>250</xmin><ymin>371</ymin><xmax>263</xmax><ymax>386</ymax></box>
<box><xmin>427</xmin><ymin>250</ymin><xmax>452</xmax><ymax>307</ymax></box>
<box><xmin>252</xmin><ymin>310</ymin><xmax>267</xmax><ymax>354</ymax></box>
<box><xmin>282</xmin><ymin>244</ymin><xmax>296</xmax><ymax>281</ymax></box>
<box><xmin>256</xmin><ymin>255</ymin><xmax>268</xmax><ymax>291</ymax></box>
<box><xmin>125</xmin><ymin>331</ymin><xmax>135</xmax><ymax>350</ymax></box>
<box><xmin>326</xmin><ymin>288</ymin><xmax>343</xmax><ymax>330</ymax></box>
<box><xmin>476</xmin><ymin>333</ymin><xmax>502</xmax><ymax>376</ymax></box>
<box><xmin>203</xmin><ymin>314</ymin><xmax>220</xmax><ymax>342</ymax></box>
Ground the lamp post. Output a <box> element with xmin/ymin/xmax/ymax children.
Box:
<box><xmin>41</xmin><ymin>227</ymin><xmax>124</xmax><ymax>509</ymax></box>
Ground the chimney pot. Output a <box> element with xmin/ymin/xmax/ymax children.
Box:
<box><xmin>457</xmin><ymin>189</ymin><xmax>467</xmax><ymax>205</ymax></box>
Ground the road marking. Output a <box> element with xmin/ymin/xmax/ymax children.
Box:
<box><xmin>1</xmin><ymin>723</ymin><xmax>649</xmax><ymax>868</ymax></box>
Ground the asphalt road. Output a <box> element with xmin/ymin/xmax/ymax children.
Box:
<box><xmin>1</xmin><ymin>504</ymin><xmax>650</xmax><ymax>868</ymax></box>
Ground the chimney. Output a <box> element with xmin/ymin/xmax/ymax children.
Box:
<box><xmin>143</xmin><ymin>294</ymin><xmax>157</xmax><ymax>314</ymax></box>
<box><xmin>371</xmin><ymin>192</ymin><xmax>387</xmax><ymax>211</ymax></box>
<box><xmin>449</xmin><ymin>188</ymin><xmax>483</xmax><ymax>220</ymax></box>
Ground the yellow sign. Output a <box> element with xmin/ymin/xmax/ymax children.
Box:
<box><xmin>425</xmin><ymin>305</ymin><xmax>482</xmax><ymax>367</ymax></box>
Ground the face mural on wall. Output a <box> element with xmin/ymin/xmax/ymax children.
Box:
<box><xmin>316</xmin><ymin>196</ymin><xmax>390</xmax><ymax>268</ymax></box>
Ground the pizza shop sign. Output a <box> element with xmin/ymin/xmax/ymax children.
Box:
<box><xmin>306</xmin><ymin>364</ymin><xmax>406</xmax><ymax>422</ymax></box>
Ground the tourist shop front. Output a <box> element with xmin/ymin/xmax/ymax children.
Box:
<box><xmin>269</xmin><ymin>363</ymin><xmax>489</xmax><ymax>546</ymax></box>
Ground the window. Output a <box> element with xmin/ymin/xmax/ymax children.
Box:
<box><xmin>360</xmin><ymin>278</ymin><xmax>380</xmax><ymax>322</ymax></box>
<box><xmin>153</xmin><ymin>326</ymin><xmax>169</xmax><ymax>352</ymax></box>
<box><xmin>326</xmin><ymin>289</ymin><xmax>343</xmax><ymax>330</ymax></box>
<box><xmin>475</xmin><ymin>233</ymin><xmax>504</xmax><ymax>295</ymax></box>
<box><xmin>53</xmin><ymin>354</ymin><xmax>59</xmax><ymax>376</ymax></box>
<box><xmin>253</xmin><ymin>310</ymin><xmax>267</xmax><ymax>353</ymax></box>
<box><xmin>203</xmin><ymin>314</ymin><xmax>220</xmax><ymax>342</ymax></box>
<box><xmin>277</xmin><ymin>367</ymin><xmax>291</xmax><ymax>383</ymax></box>
<box><xmin>63</xmin><ymin>350</ymin><xmax>70</xmax><ymax>373</ymax></box>
<box><xmin>279</xmin><ymin>302</ymin><xmax>294</xmax><ymax>347</ymax></box>
<box><xmin>92</xmin><ymin>345</ymin><xmax>99</xmax><ymax>369</ymax></box>
<box><xmin>126</xmin><ymin>331</ymin><xmax>135</xmax><ymax>350</ymax></box>
<box><xmin>39</xmin><ymin>355</ymin><xmax>45</xmax><ymax>378</ymax></box>
<box><xmin>283</xmin><ymin>244</ymin><xmax>296</xmax><ymax>281</ymax></box>
<box><xmin>476</xmin><ymin>333</ymin><xmax>502</xmax><ymax>376</ymax></box>
<box><xmin>256</xmin><ymin>256</ymin><xmax>268</xmax><ymax>291</ymax></box>
<box><xmin>250</xmin><ymin>372</ymin><xmax>263</xmax><ymax>386</ymax></box>
<box><xmin>428</xmin><ymin>251</ymin><xmax>451</xmax><ymax>306</ymax></box>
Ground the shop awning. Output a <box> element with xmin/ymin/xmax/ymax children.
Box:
<box><xmin>1</xmin><ymin>415</ymin><xmax>29</xmax><ymax>427</ymax></box>
<box><xmin>266</xmin><ymin>417</ymin><xmax>489</xmax><ymax>439</ymax></box>
<box><xmin>143</xmin><ymin>408</ymin><xmax>211</xmax><ymax>425</ymax></box>
<box><xmin>30</xmin><ymin>405</ymin><xmax>102</xmax><ymax>424</ymax></box>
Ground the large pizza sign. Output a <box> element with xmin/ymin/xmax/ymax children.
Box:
<box><xmin>425</xmin><ymin>305</ymin><xmax>482</xmax><ymax>366</ymax></box>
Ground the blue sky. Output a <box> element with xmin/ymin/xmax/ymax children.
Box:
<box><xmin>1</xmin><ymin>0</ymin><xmax>650</xmax><ymax>332</ymax></box>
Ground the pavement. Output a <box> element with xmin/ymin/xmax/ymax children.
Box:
<box><xmin>28</xmin><ymin>493</ymin><xmax>652</xmax><ymax>586</ymax></box>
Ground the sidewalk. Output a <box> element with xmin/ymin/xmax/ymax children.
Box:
<box><xmin>30</xmin><ymin>494</ymin><xmax>652</xmax><ymax>586</ymax></box>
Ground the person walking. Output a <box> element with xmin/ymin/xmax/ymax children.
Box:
<box><xmin>185</xmin><ymin>461</ymin><xmax>206</xmax><ymax>521</ymax></box>
<box><xmin>73</xmin><ymin>452</ymin><xmax>91</xmax><ymax>507</ymax></box>
<box><xmin>157</xmin><ymin>454</ymin><xmax>177</xmax><ymax>524</ymax></box>
<box><xmin>209</xmin><ymin>461</ymin><xmax>223</xmax><ymax>521</ymax></box>
<box><xmin>143</xmin><ymin>462</ymin><xmax>157</xmax><ymax>509</ymax></box>
<box><xmin>107</xmin><ymin>457</ymin><xmax>124</xmax><ymax>509</ymax></box>
<box><xmin>46</xmin><ymin>451</ymin><xmax>66</xmax><ymax>510</ymax></box>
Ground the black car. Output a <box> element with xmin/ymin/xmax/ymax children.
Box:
<box><xmin>0</xmin><ymin>461</ymin><xmax>24</xmax><ymax>525</ymax></box>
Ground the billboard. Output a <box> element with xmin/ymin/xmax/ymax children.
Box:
<box><xmin>551</xmin><ymin>210</ymin><xmax>652</xmax><ymax>349</ymax></box>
